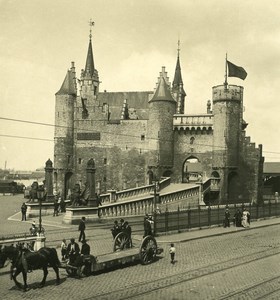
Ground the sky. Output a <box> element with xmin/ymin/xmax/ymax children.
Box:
<box><xmin>0</xmin><ymin>0</ymin><xmax>280</xmax><ymax>171</ymax></box>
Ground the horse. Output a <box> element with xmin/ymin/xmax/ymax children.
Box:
<box><xmin>0</xmin><ymin>245</ymin><xmax>60</xmax><ymax>291</ymax></box>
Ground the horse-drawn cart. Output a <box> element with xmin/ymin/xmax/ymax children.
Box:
<box><xmin>61</xmin><ymin>234</ymin><xmax>163</xmax><ymax>277</ymax></box>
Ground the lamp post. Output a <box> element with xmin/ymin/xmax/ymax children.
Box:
<box><xmin>37</xmin><ymin>185</ymin><xmax>45</xmax><ymax>235</ymax></box>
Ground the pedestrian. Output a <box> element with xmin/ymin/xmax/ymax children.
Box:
<box><xmin>53</xmin><ymin>200</ymin><xmax>59</xmax><ymax>216</ymax></box>
<box><xmin>30</xmin><ymin>221</ymin><xmax>37</xmax><ymax>236</ymax></box>
<box><xmin>224</xmin><ymin>207</ymin><xmax>230</xmax><ymax>228</ymax></box>
<box><xmin>234</xmin><ymin>209</ymin><xmax>242</xmax><ymax>227</ymax></box>
<box><xmin>78</xmin><ymin>216</ymin><xmax>86</xmax><ymax>242</ymax></box>
<box><xmin>111</xmin><ymin>220</ymin><xmax>120</xmax><ymax>239</ymax></box>
<box><xmin>60</xmin><ymin>197</ymin><xmax>66</xmax><ymax>213</ymax></box>
<box><xmin>66</xmin><ymin>238</ymin><xmax>80</xmax><ymax>265</ymax></box>
<box><xmin>21</xmin><ymin>202</ymin><xmax>27</xmax><ymax>221</ymax></box>
<box><xmin>242</xmin><ymin>208</ymin><xmax>250</xmax><ymax>228</ymax></box>
<box><xmin>143</xmin><ymin>214</ymin><xmax>152</xmax><ymax>237</ymax></box>
<box><xmin>61</xmin><ymin>239</ymin><xmax>67</xmax><ymax>261</ymax></box>
<box><xmin>169</xmin><ymin>243</ymin><xmax>176</xmax><ymax>264</ymax></box>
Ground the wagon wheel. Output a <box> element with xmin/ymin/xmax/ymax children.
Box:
<box><xmin>113</xmin><ymin>232</ymin><xmax>132</xmax><ymax>252</ymax></box>
<box><xmin>66</xmin><ymin>265</ymin><xmax>77</xmax><ymax>276</ymax></box>
<box><xmin>139</xmin><ymin>235</ymin><xmax>157</xmax><ymax>265</ymax></box>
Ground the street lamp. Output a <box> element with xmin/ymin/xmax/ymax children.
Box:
<box><xmin>37</xmin><ymin>185</ymin><xmax>45</xmax><ymax>235</ymax></box>
<box><xmin>153</xmin><ymin>179</ymin><xmax>160</xmax><ymax>236</ymax></box>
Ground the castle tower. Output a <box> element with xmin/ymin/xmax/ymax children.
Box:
<box><xmin>80</xmin><ymin>24</ymin><xmax>99</xmax><ymax>101</ymax></box>
<box><xmin>212</xmin><ymin>84</ymin><xmax>244</xmax><ymax>202</ymax></box>
<box><xmin>172</xmin><ymin>40</ymin><xmax>186</xmax><ymax>114</ymax></box>
<box><xmin>148</xmin><ymin>67</ymin><xmax>176</xmax><ymax>178</ymax></box>
<box><xmin>54</xmin><ymin>63</ymin><xmax>77</xmax><ymax>198</ymax></box>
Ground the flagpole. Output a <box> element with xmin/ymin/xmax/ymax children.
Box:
<box><xmin>224</xmin><ymin>53</ymin><xmax>228</xmax><ymax>88</ymax></box>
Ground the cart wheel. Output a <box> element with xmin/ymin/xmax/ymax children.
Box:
<box><xmin>113</xmin><ymin>232</ymin><xmax>132</xmax><ymax>252</ymax></box>
<box><xmin>139</xmin><ymin>235</ymin><xmax>157</xmax><ymax>265</ymax></box>
<box><xmin>66</xmin><ymin>266</ymin><xmax>77</xmax><ymax>276</ymax></box>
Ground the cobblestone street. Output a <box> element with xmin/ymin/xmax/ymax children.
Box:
<box><xmin>1</xmin><ymin>195</ymin><xmax>280</xmax><ymax>299</ymax></box>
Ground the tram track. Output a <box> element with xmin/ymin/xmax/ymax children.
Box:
<box><xmin>219</xmin><ymin>274</ymin><xmax>280</xmax><ymax>299</ymax></box>
<box><xmin>86</xmin><ymin>246</ymin><xmax>280</xmax><ymax>300</ymax></box>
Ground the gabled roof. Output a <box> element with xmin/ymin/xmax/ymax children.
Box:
<box><xmin>56</xmin><ymin>70</ymin><xmax>76</xmax><ymax>96</ymax></box>
<box><xmin>149</xmin><ymin>76</ymin><xmax>176</xmax><ymax>103</ymax></box>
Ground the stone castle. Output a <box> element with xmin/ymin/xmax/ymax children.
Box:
<box><xmin>53</xmin><ymin>31</ymin><xmax>264</xmax><ymax>204</ymax></box>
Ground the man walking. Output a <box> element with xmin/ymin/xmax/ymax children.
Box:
<box><xmin>21</xmin><ymin>202</ymin><xmax>27</xmax><ymax>221</ymax></box>
<box><xmin>78</xmin><ymin>216</ymin><xmax>86</xmax><ymax>242</ymax></box>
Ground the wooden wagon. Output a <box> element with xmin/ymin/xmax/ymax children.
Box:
<box><xmin>62</xmin><ymin>232</ymin><xmax>163</xmax><ymax>277</ymax></box>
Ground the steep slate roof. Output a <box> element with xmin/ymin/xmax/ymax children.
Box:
<box><xmin>56</xmin><ymin>70</ymin><xmax>76</xmax><ymax>95</ymax></box>
<box><xmin>98</xmin><ymin>91</ymin><xmax>153</xmax><ymax>120</ymax></box>
<box><xmin>172</xmin><ymin>56</ymin><xmax>186</xmax><ymax>96</ymax></box>
<box><xmin>84</xmin><ymin>39</ymin><xmax>95</xmax><ymax>77</ymax></box>
<box><xmin>149</xmin><ymin>76</ymin><xmax>176</xmax><ymax>103</ymax></box>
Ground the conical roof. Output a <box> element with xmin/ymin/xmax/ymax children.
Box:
<box><xmin>56</xmin><ymin>70</ymin><xmax>76</xmax><ymax>95</ymax></box>
<box><xmin>172</xmin><ymin>56</ymin><xmax>186</xmax><ymax>96</ymax></box>
<box><xmin>150</xmin><ymin>75</ymin><xmax>176</xmax><ymax>103</ymax></box>
<box><xmin>84</xmin><ymin>39</ymin><xmax>95</xmax><ymax>77</ymax></box>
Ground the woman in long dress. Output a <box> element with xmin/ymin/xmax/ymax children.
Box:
<box><xmin>242</xmin><ymin>209</ymin><xmax>249</xmax><ymax>228</ymax></box>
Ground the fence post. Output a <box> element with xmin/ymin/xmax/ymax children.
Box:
<box><xmin>208</xmin><ymin>205</ymin><xmax>211</xmax><ymax>227</ymax></box>
<box><xmin>263</xmin><ymin>200</ymin><xmax>265</xmax><ymax>219</ymax></box>
<box><xmin>188</xmin><ymin>205</ymin><xmax>191</xmax><ymax>230</ymax></box>
<box><xmin>177</xmin><ymin>206</ymin><xmax>180</xmax><ymax>233</ymax></box>
<box><xmin>165</xmin><ymin>206</ymin><xmax>168</xmax><ymax>233</ymax></box>
<box><xmin>198</xmin><ymin>204</ymin><xmax>201</xmax><ymax>229</ymax></box>
<box><xmin>269</xmin><ymin>198</ymin><xmax>271</xmax><ymax>217</ymax></box>
<box><xmin>256</xmin><ymin>201</ymin><xmax>259</xmax><ymax>219</ymax></box>
<box><xmin>218</xmin><ymin>204</ymin><xmax>220</xmax><ymax>227</ymax></box>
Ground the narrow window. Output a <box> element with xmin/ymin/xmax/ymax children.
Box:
<box><xmin>141</xmin><ymin>134</ymin><xmax>145</xmax><ymax>141</ymax></box>
<box><xmin>104</xmin><ymin>158</ymin><xmax>107</xmax><ymax>165</ymax></box>
<box><xmin>78</xmin><ymin>158</ymin><xmax>82</xmax><ymax>164</ymax></box>
<box><xmin>190</xmin><ymin>137</ymin><xmax>195</xmax><ymax>144</ymax></box>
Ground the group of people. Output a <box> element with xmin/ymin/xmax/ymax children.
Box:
<box><xmin>111</xmin><ymin>218</ymin><xmax>132</xmax><ymax>239</ymax></box>
<box><xmin>224</xmin><ymin>207</ymin><xmax>251</xmax><ymax>228</ymax></box>
<box><xmin>61</xmin><ymin>238</ymin><xmax>90</xmax><ymax>265</ymax></box>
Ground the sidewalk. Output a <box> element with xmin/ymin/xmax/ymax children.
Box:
<box><xmin>152</xmin><ymin>216</ymin><xmax>280</xmax><ymax>243</ymax></box>
<box><xmin>7</xmin><ymin>209</ymin><xmax>280</xmax><ymax>248</ymax></box>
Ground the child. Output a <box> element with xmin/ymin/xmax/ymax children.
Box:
<box><xmin>169</xmin><ymin>243</ymin><xmax>176</xmax><ymax>264</ymax></box>
<box><xmin>61</xmin><ymin>239</ymin><xmax>67</xmax><ymax>261</ymax></box>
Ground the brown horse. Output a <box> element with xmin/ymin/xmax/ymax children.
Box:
<box><xmin>0</xmin><ymin>245</ymin><xmax>60</xmax><ymax>291</ymax></box>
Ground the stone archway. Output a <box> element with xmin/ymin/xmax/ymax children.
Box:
<box><xmin>182</xmin><ymin>156</ymin><xmax>202</xmax><ymax>183</ymax></box>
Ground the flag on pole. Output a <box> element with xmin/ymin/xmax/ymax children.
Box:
<box><xmin>227</xmin><ymin>60</ymin><xmax>247</xmax><ymax>80</ymax></box>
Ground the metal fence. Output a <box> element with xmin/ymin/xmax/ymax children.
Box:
<box><xmin>154</xmin><ymin>200</ymin><xmax>280</xmax><ymax>234</ymax></box>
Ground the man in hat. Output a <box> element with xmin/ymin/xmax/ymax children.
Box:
<box><xmin>81</xmin><ymin>240</ymin><xmax>90</xmax><ymax>256</ymax></box>
<box><xmin>66</xmin><ymin>238</ymin><xmax>80</xmax><ymax>265</ymax></box>
<box><xmin>224</xmin><ymin>207</ymin><xmax>231</xmax><ymax>228</ymax></box>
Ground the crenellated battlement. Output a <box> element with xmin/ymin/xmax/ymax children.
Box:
<box><xmin>212</xmin><ymin>84</ymin><xmax>243</xmax><ymax>102</ymax></box>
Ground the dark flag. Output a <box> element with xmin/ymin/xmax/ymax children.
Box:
<box><xmin>227</xmin><ymin>60</ymin><xmax>247</xmax><ymax>80</ymax></box>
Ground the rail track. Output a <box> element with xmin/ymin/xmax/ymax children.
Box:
<box><xmin>85</xmin><ymin>245</ymin><xmax>280</xmax><ymax>300</ymax></box>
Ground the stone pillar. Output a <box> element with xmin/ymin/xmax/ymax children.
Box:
<box><xmin>45</xmin><ymin>159</ymin><xmax>55</xmax><ymax>202</ymax></box>
<box><xmin>86</xmin><ymin>158</ymin><xmax>98</xmax><ymax>207</ymax></box>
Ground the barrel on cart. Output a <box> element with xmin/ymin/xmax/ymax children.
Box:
<box><xmin>62</xmin><ymin>233</ymin><xmax>163</xmax><ymax>277</ymax></box>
